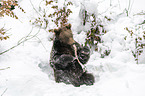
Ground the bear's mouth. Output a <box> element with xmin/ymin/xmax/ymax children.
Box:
<box><xmin>67</xmin><ymin>37</ymin><xmax>75</xmax><ymax>45</ymax></box>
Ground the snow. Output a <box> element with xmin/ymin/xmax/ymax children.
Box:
<box><xmin>0</xmin><ymin>0</ymin><xmax>145</xmax><ymax>96</ymax></box>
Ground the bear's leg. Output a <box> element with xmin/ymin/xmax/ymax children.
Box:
<box><xmin>67</xmin><ymin>72</ymin><xmax>82</xmax><ymax>87</ymax></box>
<box><xmin>54</xmin><ymin>70</ymin><xmax>63</xmax><ymax>83</ymax></box>
<box><xmin>54</xmin><ymin>70</ymin><xmax>70</xmax><ymax>84</ymax></box>
<box><xmin>80</xmin><ymin>72</ymin><xmax>95</xmax><ymax>86</ymax></box>
<box><xmin>69</xmin><ymin>77</ymin><xmax>81</xmax><ymax>87</ymax></box>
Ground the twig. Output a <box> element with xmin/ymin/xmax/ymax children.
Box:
<box><xmin>126</xmin><ymin>0</ymin><xmax>134</xmax><ymax>16</ymax></box>
<box><xmin>35</xmin><ymin>36</ymin><xmax>48</xmax><ymax>52</ymax></box>
<box><xmin>0</xmin><ymin>28</ymin><xmax>40</xmax><ymax>55</ymax></box>
<box><xmin>38</xmin><ymin>0</ymin><xmax>44</xmax><ymax>12</ymax></box>
<box><xmin>5</xmin><ymin>28</ymin><xmax>12</xmax><ymax>32</ymax></box>
<box><xmin>18</xmin><ymin>27</ymin><xmax>34</xmax><ymax>44</ymax></box>
<box><xmin>118</xmin><ymin>0</ymin><xmax>121</xmax><ymax>9</ymax></box>
<box><xmin>0</xmin><ymin>67</ymin><xmax>10</xmax><ymax>71</ymax></box>
<box><xmin>97</xmin><ymin>0</ymin><xmax>106</xmax><ymax>5</ymax></box>
<box><xmin>127</xmin><ymin>0</ymin><xmax>131</xmax><ymax>13</ymax></box>
<box><xmin>29</xmin><ymin>0</ymin><xmax>42</xmax><ymax>17</ymax></box>
<box><xmin>110</xmin><ymin>0</ymin><xmax>112</xmax><ymax>6</ymax></box>
<box><xmin>1</xmin><ymin>88</ymin><xmax>7</xmax><ymax>96</ymax></box>
<box><xmin>99</xmin><ymin>5</ymin><xmax>118</xmax><ymax>16</ymax></box>
<box><xmin>133</xmin><ymin>12</ymin><xmax>145</xmax><ymax>16</ymax></box>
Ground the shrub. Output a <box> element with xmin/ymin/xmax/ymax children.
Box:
<box><xmin>125</xmin><ymin>25</ymin><xmax>145</xmax><ymax>64</ymax></box>
<box><xmin>0</xmin><ymin>27</ymin><xmax>9</xmax><ymax>41</ymax></box>
<box><xmin>0</xmin><ymin>0</ymin><xmax>25</xmax><ymax>41</ymax></box>
<box><xmin>0</xmin><ymin>0</ymin><xmax>25</xmax><ymax>19</ymax></box>
<box><xmin>30</xmin><ymin>0</ymin><xmax>73</xmax><ymax>32</ymax></box>
<box><xmin>82</xmin><ymin>10</ymin><xmax>109</xmax><ymax>57</ymax></box>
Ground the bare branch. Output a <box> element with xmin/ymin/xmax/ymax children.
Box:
<box><xmin>0</xmin><ymin>67</ymin><xmax>10</xmax><ymax>71</ymax></box>
<box><xmin>35</xmin><ymin>36</ymin><xmax>48</xmax><ymax>52</ymax></box>
<box><xmin>0</xmin><ymin>28</ymin><xmax>40</xmax><ymax>55</ymax></box>
<box><xmin>1</xmin><ymin>88</ymin><xmax>8</xmax><ymax>96</ymax></box>
<box><xmin>29</xmin><ymin>0</ymin><xmax>42</xmax><ymax>17</ymax></box>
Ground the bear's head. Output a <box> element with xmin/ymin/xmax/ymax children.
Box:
<box><xmin>54</xmin><ymin>24</ymin><xmax>75</xmax><ymax>45</ymax></box>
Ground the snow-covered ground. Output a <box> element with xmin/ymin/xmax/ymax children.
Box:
<box><xmin>0</xmin><ymin>0</ymin><xmax>145</xmax><ymax>96</ymax></box>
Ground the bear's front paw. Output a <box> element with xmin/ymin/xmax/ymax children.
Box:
<box><xmin>78</xmin><ymin>46</ymin><xmax>90</xmax><ymax>64</ymax></box>
<box><xmin>81</xmin><ymin>46</ymin><xmax>90</xmax><ymax>54</ymax></box>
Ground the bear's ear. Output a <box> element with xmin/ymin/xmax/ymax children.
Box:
<box><xmin>66</xmin><ymin>24</ymin><xmax>71</xmax><ymax>29</ymax></box>
<box><xmin>54</xmin><ymin>29</ymin><xmax>58</xmax><ymax>33</ymax></box>
<box><xmin>54</xmin><ymin>28</ymin><xmax>61</xmax><ymax>34</ymax></box>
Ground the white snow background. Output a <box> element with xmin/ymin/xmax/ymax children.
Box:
<box><xmin>0</xmin><ymin>0</ymin><xmax>145</xmax><ymax>96</ymax></box>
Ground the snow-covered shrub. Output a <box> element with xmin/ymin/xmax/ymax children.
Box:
<box><xmin>30</xmin><ymin>0</ymin><xmax>73</xmax><ymax>32</ymax></box>
<box><xmin>0</xmin><ymin>0</ymin><xmax>25</xmax><ymax>43</ymax></box>
<box><xmin>125</xmin><ymin>24</ymin><xmax>145</xmax><ymax>64</ymax></box>
<box><xmin>47</xmin><ymin>0</ymin><xmax>72</xmax><ymax>26</ymax></box>
<box><xmin>0</xmin><ymin>27</ymin><xmax>9</xmax><ymax>41</ymax></box>
<box><xmin>84</xmin><ymin>13</ymin><xmax>107</xmax><ymax>52</ymax></box>
<box><xmin>0</xmin><ymin>0</ymin><xmax>25</xmax><ymax>19</ymax></box>
<box><xmin>71</xmin><ymin>0</ymin><xmax>109</xmax><ymax>56</ymax></box>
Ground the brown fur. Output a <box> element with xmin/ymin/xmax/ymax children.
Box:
<box><xmin>54</xmin><ymin>24</ymin><xmax>75</xmax><ymax>45</ymax></box>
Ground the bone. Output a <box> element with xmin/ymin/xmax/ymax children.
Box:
<box><xmin>73</xmin><ymin>44</ymin><xmax>86</xmax><ymax>72</ymax></box>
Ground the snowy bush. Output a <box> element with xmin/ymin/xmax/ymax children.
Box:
<box><xmin>30</xmin><ymin>0</ymin><xmax>73</xmax><ymax>31</ymax></box>
<box><xmin>84</xmin><ymin>13</ymin><xmax>107</xmax><ymax>53</ymax></box>
<box><xmin>0</xmin><ymin>0</ymin><xmax>25</xmax><ymax>42</ymax></box>
<box><xmin>0</xmin><ymin>0</ymin><xmax>25</xmax><ymax>19</ymax></box>
<box><xmin>0</xmin><ymin>27</ymin><xmax>9</xmax><ymax>41</ymax></box>
<box><xmin>125</xmin><ymin>24</ymin><xmax>145</xmax><ymax>64</ymax></box>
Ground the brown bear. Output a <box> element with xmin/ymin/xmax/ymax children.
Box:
<box><xmin>49</xmin><ymin>24</ymin><xmax>94</xmax><ymax>87</ymax></box>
